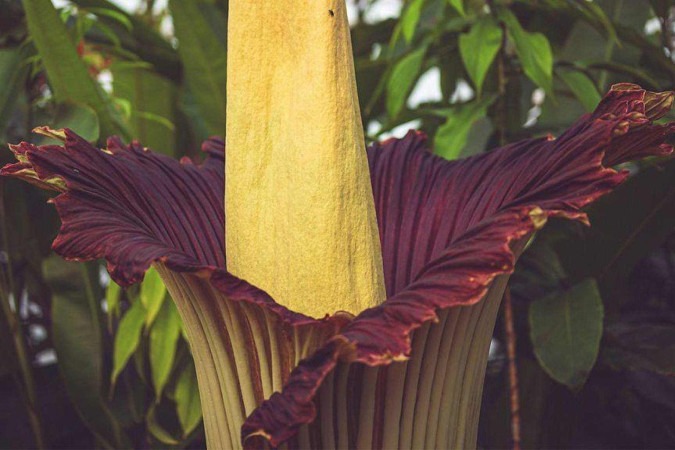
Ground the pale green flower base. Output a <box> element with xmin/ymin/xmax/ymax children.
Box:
<box><xmin>158</xmin><ymin>260</ymin><xmax>509</xmax><ymax>449</ymax></box>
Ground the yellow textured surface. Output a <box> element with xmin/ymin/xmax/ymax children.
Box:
<box><xmin>225</xmin><ymin>0</ymin><xmax>386</xmax><ymax>318</ymax></box>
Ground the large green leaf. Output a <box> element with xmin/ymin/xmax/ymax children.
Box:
<box><xmin>0</xmin><ymin>48</ymin><xmax>29</xmax><ymax>141</ymax></box>
<box><xmin>529</xmin><ymin>278</ymin><xmax>604</xmax><ymax>389</ymax></box>
<box><xmin>174</xmin><ymin>361</ymin><xmax>202</xmax><ymax>437</ymax></box>
<box><xmin>149</xmin><ymin>300</ymin><xmax>182</xmax><ymax>399</ymax></box>
<box><xmin>46</xmin><ymin>102</ymin><xmax>100</xmax><ymax>143</ymax></box>
<box><xmin>511</xmin><ymin>233</ymin><xmax>569</xmax><ymax>304</ymax></box>
<box><xmin>500</xmin><ymin>8</ymin><xmax>553</xmax><ymax>95</ymax></box>
<box><xmin>170</xmin><ymin>0</ymin><xmax>227</xmax><ymax>138</ymax></box>
<box><xmin>557</xmin><ymin>68</ymin><xmax>601</xmax><ymax>112</ymax></box>
<box><xmin>433</xmin><ymin>96</ymin><xmax>496</xmax><ymax>160</ymax></box>
<box><xmin>386</xmin><ymin>46</ymin><xmax>428</xmax><ymax>119</ymax></box>
<box><xmin>139</xmin><ymin>266</ymin><xmax>167</xmax><ymax>327</ymax></box>
<box><xmin>22</xmin><ymin>0</ymin><xmax>128</xmax><ymax>139</ymax></box>
<box><xmin>459</xmin><ymin>15</ymin><xmax>503</xmax><ymax>96</ymax></box>
<box><xmin>105</xmin><ymin>280</ymin><xmax>122</xmax><ymax>328</ymax></box>
<box><xmin>567</xmin><ymin>0</ymin><xmax>618</xmax><ymax>44</ymax></box>
<box><xmin>448</xmin><ymin>0</ymin><xmax>466</xmax><ymax>16</ymax></box>
<box><xmin>112</xmin><ymin>64</ymin><xmax>176</xmax><ymax>155</ymax></box>
<box><xmin>111</xmin><ymin>298</ymin><xmax>146</xmax><ymax>388</ymax></box>
<box><xmin>44</xmin><ymin>257</ymin><xmax>130</xmax><ymax>449</ymax></box>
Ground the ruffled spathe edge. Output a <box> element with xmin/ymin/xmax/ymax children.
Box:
<box><xmin>241</xmin><ymin>84</ymin><xmax>674</xmax><ymax>447</ymax></box>
<box><xmin>2</xmin><ymin>129</ymin><xmax>348</xmax><ymax>331</ymax></box>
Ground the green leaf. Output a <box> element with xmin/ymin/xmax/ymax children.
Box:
<box><xmin>111</xmin><ymin>299</ymin><xmax>146</xmax><ymax>388</ymax></box>
<box><xmin>92</xmin><ymin>20</ymin><xmax>122</xmax><ymax>49</ymax></box>
<box><xmin>112</xmin><ymin>63</ymin><xmax>177</xmax><ymax>155</ymax></box>
<box><xmin>433</xmin><ymin>96</ymin><xmax>496</xmax><ymax>160</ymax></box>
<box><xmin>85</xmin><ymin>6</ymin><xmax>133</xmax><ymax>31</ymax></box>
<box><xmin>500</xmin><ymin>8</ymin><xmax>553</xmax><ymax>95</ymax></box>
<box><xmin>71</xmin><ymin>0</ymin><xmax>180</xmax><ymax>81</ymax></box>
<box><xmin>150</xmin><ymin>301</ymin><xmax>182</xmax><ymax>399</ymax></box>
<box><xmin>174</xmin><ymin>362</ymin><xmax>202</xmax><ymax>437</ymax></box>
<box><xmin>22</xmin><ymin>0</ymin><xmax>128</xmax><ymax>139</ymax></box>
<box><xmin>44</xmin><ymin>257</ymin><xmax>131</xmax><ymax>449</ymax></box>
<box><xmin>132</xmin><ymin>333</ymin><xmax>148</xmax><ymax>385</ymax></box>
<box><xmin>135</xmin><ymin>111</ymin><xmax>175</xmax><ymax>132</ymax></box>
<box><xmin>140</xmin><ymin>266</ymin><xmax>167</xmax><ymax>327</ymax></box>
<box><xmin>47</xmin><ymin>102</ymin><xmax>100</xmax><ymax>143</ymax></box>
<box><xmin>529</xmin><ymin>278</ymin><xmax>604</xmax><ymax>389</ymax></box>
<box><xmin>401</xmin><ymin>0</ymin><xmax>425</xmax><ymax>42</ymax></box>
<box><xmin>448</xmin><ymin>0</ymin><xmax>466</xmax><ymax>16</ymax></box>
<box><xmin>74</xmin><ymin>13</ymin><xmax>96</xmax><ymax>44</ymax></box>
<box><xmin>170</xmin><ymin>0</ymin><xmax>227</xmax><ymax>138</ymax></box>
<box><xmin>557</xmin><ymin>69</ymin><xmax>600</xmax><ymax>112</ymax></box>
<box><xmin>459</xmin><ymin>16</ymin><xmax>503</xmax><ymax>95</ymax></box>
<box><xmin>0</xmin><ymin>48</ymin><xmax>29</xmax><ymax>141</ymax></box>
<box><xmin>105</xmin><ymin>280</ymin><xmax>122</xmax><ymax>329</ymax></box>
<box><xmin>511</xmin><ymin>234</ymin><xmax>569</xmax><ymax>304</ymax></box>
<box><xmin>386</xmin><ymin>46</ymin><xmax>427</xmax><ymax>119</ymax></box>
<box><xmin>569</xmin><ymin>0</ymin><xmax>618</xmax><ymax>44</ymax></box>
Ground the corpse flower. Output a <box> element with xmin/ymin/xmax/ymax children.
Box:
<box><xmin>3</xmin><ymin>1</ymin><xmax>674</xmax><ymax>449</ymax></box>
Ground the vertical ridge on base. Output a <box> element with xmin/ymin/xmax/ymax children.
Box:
<box><xmin>157</xmin><ymin>266</ymin><xmax>336</xmax><ymax>449</ymax></box>
<box><xmin>161</xmin><ymin>259</ymin><xmax>510</xmax><ymax>449</ymax></box>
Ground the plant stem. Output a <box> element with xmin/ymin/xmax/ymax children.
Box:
<box><xmin>488</xmin><ymin>28</ymin><xmax>521</xmax><ymax>444</ymax></box>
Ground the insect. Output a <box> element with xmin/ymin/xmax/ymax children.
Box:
<box><xmin>328</xmin><ymin>9</ymin><xmax>334</xmax><ymax>16</ymax></box>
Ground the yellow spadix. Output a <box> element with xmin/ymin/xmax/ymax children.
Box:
<box><xmin>225</xmin><ymin>0</ymin><xmax>386</xmax><ymax>318</ymax></box>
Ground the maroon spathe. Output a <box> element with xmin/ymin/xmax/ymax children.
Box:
<box><xmin>3</xmin><ymin>84</ymin><xmax>673</xmax><ymax>448</ymax></box>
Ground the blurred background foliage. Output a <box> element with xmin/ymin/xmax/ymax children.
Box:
<box><xmin>0</xmin><ymin>0</ymin><xmax>674</xmax><ymax>448</ymax></box>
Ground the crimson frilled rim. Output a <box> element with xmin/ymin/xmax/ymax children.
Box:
<box><xmin>3</xmin><ymin>83</ymin><xmax>673</xmax><ymax>448</ymax></box>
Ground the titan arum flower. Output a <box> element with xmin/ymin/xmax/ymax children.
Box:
<box><xmin>3</xmin><ymin>1</ymin><xmax>675</xmax><ymax>449</ymax></box>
